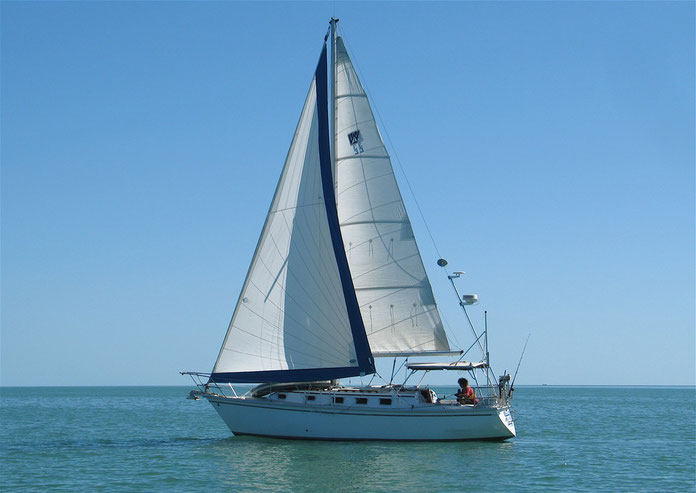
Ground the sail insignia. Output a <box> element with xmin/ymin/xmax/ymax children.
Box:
<box><xmin>347</xmin><ymin>129</ymin><xmax>364</xmax><ymax>154</ymax></box>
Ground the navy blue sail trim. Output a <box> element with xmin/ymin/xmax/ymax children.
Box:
<box><xmin>209</xmin><ymin>43</ymin><xmax>374</xmax><ymax>385</ymax></box>
<box><xmin>210</xmin><ymin>366</ymin><xmax>369</xmax><ymax>384</ymax></box>
<box><xmin>315</xmin><ymin>43</ymin><xmax>376</xmax><ymax>377</ymax></box>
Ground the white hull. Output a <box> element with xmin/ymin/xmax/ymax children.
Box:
<box><xmin>204</xmin><ymin>394</ymin><xmax>515</xmax><ymax>441</ymax></box>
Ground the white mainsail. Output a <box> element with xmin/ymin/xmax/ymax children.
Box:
<box><xmin>212</xmin><ymin>47</ymin><xmax>373</xmax><ymax>382</ymax></box>
<box><xmin>333</xmin><ymin>37</ymin><xmax>453</xmax><ymax>357</ymax></box>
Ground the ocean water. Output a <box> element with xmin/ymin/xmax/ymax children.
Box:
<box><xmin>1</xmin><ymin>386</ymin><xmax>694</xmax><ymax>492</ymax></box>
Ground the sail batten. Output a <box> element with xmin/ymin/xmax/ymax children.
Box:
<box><xmin>334</xmin><ymin>36</ymin><xmax>451</xmax><ymax>356</ymax></box>
<box><xmin>336</xmin><ymin>155</ymin><xmax>390</xmax><ymax>162</ymax></box>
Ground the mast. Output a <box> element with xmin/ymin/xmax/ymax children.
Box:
<box><xmin>329</xmin><ymin>17</ymin><xmax>338</xmax><ymax>186</ymax></box>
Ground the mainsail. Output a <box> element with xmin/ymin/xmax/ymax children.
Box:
<box><xmin>333</xmin><ymin>37</ymin><xmax>453</xmax><ymax>357</ymax></box>
<box><xmin>211</xmin><ymin>44</ymin><xmax>374</xmax><ymax>383</ymax></box>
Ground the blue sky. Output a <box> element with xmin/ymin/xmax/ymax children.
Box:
<box><xmin>2</xmin><ymin>1</ymin><xmax>693</xmax><ymax>386</ymax></box>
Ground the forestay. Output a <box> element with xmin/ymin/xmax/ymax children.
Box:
<box><xmin>211</xmin><ymin>44</ymin><xmax>374</xmax><ymax>383</ymax></box>
<box><xmin>333</xmin><ymin>37</ymin><xmax>452</xmax><ymax>357</ymax></box>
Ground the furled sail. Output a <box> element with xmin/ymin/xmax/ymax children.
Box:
<box><xmin>333</xmin><ymin>37</ymin><xmax>453</xmax><ymax>357</ymax></box>
<box><xmin>211</xmin><ymin>44</ymin><xmax>374</xmax><ymax>383</ymax></box>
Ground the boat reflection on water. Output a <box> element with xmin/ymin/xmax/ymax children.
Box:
<box><xmin>206</xmin><ymin>431</ymin><xmax>516</xmax><ymax>491</ymax></box>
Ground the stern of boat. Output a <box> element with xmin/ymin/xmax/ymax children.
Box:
<box><xmin>499</xmin><ymin>407</ymin><xmax>516</xmax><ymax>437</ymax></box>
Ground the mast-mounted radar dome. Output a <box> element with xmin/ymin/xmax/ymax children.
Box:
<box><xmin>461</xmin><ymin>294</ymin><xmax>479</xmax><ymax>305</ymax></box>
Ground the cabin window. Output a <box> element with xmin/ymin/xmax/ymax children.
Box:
<box><xmin>379</xmin><ymin>398</ymin><xmax>392</xmax><ymax>405</ymax></box>
<box><xmin>356</xmin><ymin>398</ymin><xmax>368</xmax><ymax>404</ymax></box>
<box><xmin>333</xmin><ymin>397</ymin><xmax>344</xmax><ymax>404</ymax></box>
<box><xmin>306</xmin><ymin>395</ymin><xmax>316</xmax><ymax>401</ymax></box>
<box><xmin>277</xmin><ymin>394</ymin><xmax>286</xmax><ymax>399</ymax></box>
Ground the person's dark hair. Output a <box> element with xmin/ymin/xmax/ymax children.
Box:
<box><xmin>458</xmin><ymin>378</ymin><xmax>468</xmax><ymax>386</ymax></box>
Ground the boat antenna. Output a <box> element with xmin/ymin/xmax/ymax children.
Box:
<box><xmin>509</xmin><ymin>333</ymin><xmax>531</xmax><ymax>397</ymax></box>
<box><xmin>442</xmin><ymin>265</ymin><xmax>485</xmax><ymax>356</ymax></box>
<box><xmin>484</xmin><ymin>310</ymin><xmax>490</xmax><ymax>386</ymax></box>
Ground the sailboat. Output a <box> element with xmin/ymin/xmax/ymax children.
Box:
<box><xmin>183</xmin><ymin>19</ymin><xmax>516</xmax><ymax>441</ymax></box>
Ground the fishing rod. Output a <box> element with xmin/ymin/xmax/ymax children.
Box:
<box><xmin>508</xmin><ymin>333</ymin><xmax>531</xmax><ymax>397</ymax></box>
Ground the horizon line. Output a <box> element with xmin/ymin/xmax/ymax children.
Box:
<box><xmin>1</xmin><ymin>384</ymin><xmax>695</xmax><ymax>388</ymax></box>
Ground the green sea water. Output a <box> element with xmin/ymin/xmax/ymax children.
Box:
<box><xmin>1</xmin><ymin>386</ymin><xmax>694</xmax><ymax>491</ymax></box>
